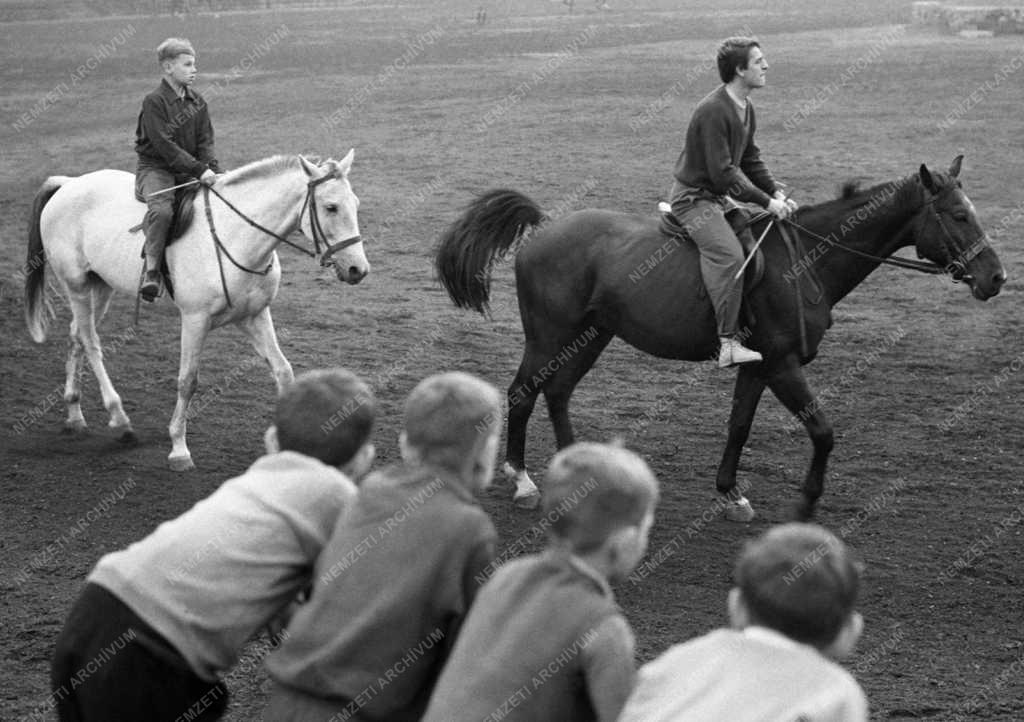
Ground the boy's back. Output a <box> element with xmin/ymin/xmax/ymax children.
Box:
<box><xmin>620</xmin><ymin>627</ymin><xmax>867</xmax><ymax>722</ymax></box>
<box><xmin>265</xmin><ymin>461</ymin><xmax>496</xmax><ymax>720</ymax></box>
<box><xmin>423</xmin><ymin>548</ymin><xmax>634</xmax><ymax>722</ymax></box>
<box><xmin>88</xmin><ymin>450</ymin><xmax>356</xmax><ymax>680</ymax></box>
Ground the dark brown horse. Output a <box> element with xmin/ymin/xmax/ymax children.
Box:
<box><xmin>435</xmin><ymin>157</ymin><xmax>1005</xmax><ymax>520</ymax></box>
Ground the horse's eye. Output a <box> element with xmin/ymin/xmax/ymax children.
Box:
<box><xmin>952</xmin><ymin>211</ymin><xmax>968</xmax><ymax>222</ymax></box>
<box><xmin>325</xmin><ymin>204</ymin><xmax>339</xmax><ymax>213</ymax></box>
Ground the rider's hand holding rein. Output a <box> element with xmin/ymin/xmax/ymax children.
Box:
<box><xmin>200</xmin><ymin>168</ymin><xmax>217</xmax><ymax>186</ymax></box>
<box><xmin>768</xmin><ymin>195</ymin><xmax>792</xmax><ymax>219</ymax></box>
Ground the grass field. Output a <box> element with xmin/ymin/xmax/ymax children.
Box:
<box><xmin>2</xmin><ymin>1</ymin><xmax>1023</xmax><ymax>719</ymax></box>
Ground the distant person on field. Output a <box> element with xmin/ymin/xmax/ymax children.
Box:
<box><xmin>669</xmin><ymin>36</ymin><xmax>798</xmax><ymax>368</ymax></box>
<box><xmin>136</xmin><ymin>37</ymin><xmax>220</xmax><ymax>302</ymax></box>
<box><xmin>423</xmin><ymin>441</ymin><xmax>660</xmax><ymax>722</ymax></box>
<box><xmin>50</xmin><ymin>368</ymin><xmax>377</xmax><ymax>722</ymax></box>
<box><xmin>619</xmin><ymin>522</ymin><xmax>868</xmax><ymax>721</ymax></box>
<box><xmin>264</xmin><ymin>371</ymin><xmax>502</xmax><ymax>721</ymax></box>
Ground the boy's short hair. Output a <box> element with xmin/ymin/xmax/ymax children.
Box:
<box><xmin>735</xmin><ymin>523</ymin><xmax>860</xmax><ymax>648</ymax></box>
<box><xmin>275</xmin><ymin>368</ymin><xmax>376</xmax><ymax>468</ymax></box>
<box><xmin>543</xmin><ymin>442</ymin><xmax>659</xmax><ymax>554</ymax></box>
<box><xmin>716</xmin><ymin>36</ymin><xmax>760</xmax><ymax>83</ymax></box>
<box><xmin>403</xmin><ymin>372</ymin><xmax>502</xmax><ymax>470</ymax></box>
<box><xmin>157</xmin><ymin>38</ymin><xmax>196</xmax><ymax>64</ymax></box>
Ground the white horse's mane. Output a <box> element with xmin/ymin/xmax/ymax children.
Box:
<box><xmin>220</xmin><ymin>155</ymin><xmax>300</xmax><ymax>186</ymax></box>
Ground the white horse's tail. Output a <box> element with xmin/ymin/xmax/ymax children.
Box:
<box><xmin>25</xmin><ymin>176</ymin><xmax>67</xmax><ymax>343</ymax></box>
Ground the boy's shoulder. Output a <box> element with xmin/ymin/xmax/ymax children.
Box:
<box><xmin>358</xmin><ymin>463</ymin><xmax>495</xmax><ymax>534</ymax></box>
<box><xmin>226</xmin><ymin>451</ymin><xmax>357</xmax><ymax>505</ymax></box>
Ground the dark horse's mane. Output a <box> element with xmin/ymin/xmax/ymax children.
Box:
<box><xmin>792</xmin><ymin>173</ymin><xmax>925</xmax><ymax>226</ymax></box>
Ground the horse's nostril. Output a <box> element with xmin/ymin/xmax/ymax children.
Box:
<box><xmin>349</xmin><ymin>266</ymin><xmax>362</xmax><ymax>278</ymax></box>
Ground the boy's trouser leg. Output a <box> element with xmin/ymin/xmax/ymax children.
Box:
<box><xmin>672</xmin><ymin>199</ymin><xmax>745</xmax><ymax>337</ymax></box>
<box><xmin>51</xmin><ymin>582</ymin><xmax>228</xmax><ymax>722</ymax></box>
<box><xmin>135</xmin><ymin>167</ymin><xmax>177</xmax><ymax>273</ymax></box>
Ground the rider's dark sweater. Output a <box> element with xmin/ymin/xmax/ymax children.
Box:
<box><xmin>672</xmin><ymin>85</ymin><xmax>780</xmax><ymax>208</ymax></box>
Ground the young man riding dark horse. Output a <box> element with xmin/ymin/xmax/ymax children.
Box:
<box><xmin>670</xmin><ymin>36</ymin><xmax>798</xmax><ymax>368</ymax></box>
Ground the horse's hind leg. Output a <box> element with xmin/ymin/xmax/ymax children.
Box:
<box><xmin>504</xmin><ymin>342</ymin><xmax>547</xmax><ymax>509</ymax></box>
<box><xmin>504</xmin><ymin>325</ymin><xmax>612</xmax><ymax>508</ymax></box>
<box><xmin>242</xmin><ymin>306</ymin><xmax>295</xmax><ymax>394</ymax></box>
<box><xmin>63</xmin><ymin>315</ymin><xmax>88</xmax><ymax>433</ymax></box>
<box><xmin>64</xmin><ymin>285</ymin><xmax>134</xmax><ymax>441</ymax></box>
<box><xmin>540</xmin><ymin>324</ymin><xmax>612</xmax><ymax>449</ymax></box>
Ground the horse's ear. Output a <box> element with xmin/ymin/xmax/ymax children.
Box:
<box><xmin>337</xmin><ymin>149</ymin><xmax>355</xmax><ymax>177</ymax></box>
<box><xmin>949</xmin><ymin>154</ymin><xmax>963</xmax><ymax>178</ymax></box>
<box><xmin>299</xmin><ymin>155</ymin><xmax>319</xmax><ymax>178</ymax></box>
<box><xmin>919</xmin><ymin>163</ymin><xmax>938</xmax><ymax>194</ymax></box>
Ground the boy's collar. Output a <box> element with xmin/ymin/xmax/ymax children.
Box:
<box><xmin>741</xmin><ymin>625</ymin><xmax>801</xmax><ymax>651</ymax></box>
<box><xmin>160</xmin><ymin>77</ymin><xmax>194</xmax><ymax>101</ymax></box>
<box><xmin>546</xmin><ymin>547</ymin><xmax>613</xmax><ymax>599</ymax></box>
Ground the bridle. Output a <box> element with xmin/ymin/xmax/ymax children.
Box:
<box><xmin>202</xmin><ymin>168</ymin><xmax>362</xmax><ymax>307</ymax></box>
<box><xmin>777</xmin><ymin>185</ymin><xmax>987</xmax><ymax>283</ymax></box>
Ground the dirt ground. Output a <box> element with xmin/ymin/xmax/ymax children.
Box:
<box><xmin>1</xmin><ymin>1</ymin><xmax>1022</xmax><ymax>719</ymax></box>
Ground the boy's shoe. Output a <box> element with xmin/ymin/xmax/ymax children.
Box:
<box><xmin>718</xmin><ymin>337</ymin><xmax>762</xmax><ymax>368</ymax></box>
<box><xmin>140</xmin><ymin>270</ymin><xmax>162</xmax><ymax>303</ymax></box>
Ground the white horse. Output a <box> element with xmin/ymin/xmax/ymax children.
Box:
<box><xmin>24</xmin><ymin>151</ymin><xmax>368</xmax><ymax>471</ymax></box>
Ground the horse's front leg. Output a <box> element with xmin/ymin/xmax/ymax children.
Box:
<box><xmin>242</xmin><ymin>306</ymin><xmax>294</xmax><ymax>394</ymax></box>
<box><xmin>764</xmin><ymin>358</ymin><xmax>834</xmax><ymax>520</ymax></box>
<box><xmin>168</xmin><ymin>313</ymin><xmax>211</xmax><ymax>471</ymax></box>
<box><xmin>715</xmin><ymin>364</ymin><xmax>766</xmax><ymax>522</ymax></box>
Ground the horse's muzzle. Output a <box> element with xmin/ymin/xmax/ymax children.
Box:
<box><xmin>969</xmin><ymin>267</ymin><xmax>1006</xmax><ymax>300</ymax></box>
<box><xmin>333</xmin><ymin>261</ymin><xmax>369</xmax><ymax>285</ymax></box>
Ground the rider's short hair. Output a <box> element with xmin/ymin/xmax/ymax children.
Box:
<box><xmin>734</xmin><ymin>523</ymin><xmax>861</xmax><ymax>649</ymax></box>
<box><xmin>716</xmin><ymin>36</ymin><xmax>760</xmax><ymax>83</ymax></box>
<box><xmin>275</xmin><ymin>368</ymin><xmax>376</xmax><ymax>468</ymax></box>
<box><xmin>157</xmin><ymin>38</ymin><xmax>196</xmax><ymax>64</ymax></box>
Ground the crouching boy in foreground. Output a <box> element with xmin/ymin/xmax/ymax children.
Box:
<box><xmin>51</xmin><ymin>368</ymin><xmax>376</xmax><ymax>722</ymax></box>
<box><xmin>423</xmin><ymin>441</ymin><xmax>660</xmax><ymax>722</ymax></box>
<box><xmin>264</xmin><ymin>371</ymin><xmax>502</xmax><ymax>721</ymax></box>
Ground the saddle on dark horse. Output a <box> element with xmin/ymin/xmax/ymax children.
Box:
<box><xmin>657</xmin><ymin>202</ymin><xmax>766</xmax><ymax>290</ymax></box>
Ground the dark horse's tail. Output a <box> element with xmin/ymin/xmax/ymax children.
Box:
<box><xmin>25</xmin><ymin>176</ymin><xmax>65</xmax><ymax>343</ymax></box>
<box><xmin>435</xmin><ymin>189</ymin><xmax>546</xmax><ymax>314</ymax></box>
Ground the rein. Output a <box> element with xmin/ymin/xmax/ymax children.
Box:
<box><xmin>202</xmin><ymin>171</ymin><xmax>362</xmax><ymax>307</ymax></box>
<box><xmin>779</xmin><ymin>213</ymin><xmax>948</xmax><ymax>276</ymax></box>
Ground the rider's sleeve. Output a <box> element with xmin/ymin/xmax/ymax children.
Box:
<box><xmin>193</xmin><ymin>95</ymin><xmax>220</xmax><ymax>175</ymax></box>
<box><xmin>703</xmin><ymin>108</ymin><xmax>773</xmax><ymax>208</ymax></box>
<box><xmin>740</xmin><ymin>108</ymin><xmax>782</xmax><ymax>199</ymax></box>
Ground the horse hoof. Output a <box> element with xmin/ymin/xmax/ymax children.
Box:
<box><xmin>117</xmin><ymin>429</ymin><xmax>139</xmax><ymax>446</ymax></box>
<box><xmin>513</xmin><ymin>489</ymin><xmax>541</xmax><ymax>510</ymax></box>
<box><xmin>62</xmin><ymin>420</ymin><xmax>88</xmax><ymax>434</ymax></box>
<box><xmin>168</xmin><ymin>455</ymin><xmax>195</xmax><ymax>472</ymax></box>
<box><xmin>723</xmin><ymin>496</ymin><xmax>756</xmax><ymax>523</ymax></box>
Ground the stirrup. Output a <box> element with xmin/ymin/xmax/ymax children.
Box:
<box><xmin>139</xmin><ymin>271</ymin><xmax>162</xmax><ymax>302</ymax></box>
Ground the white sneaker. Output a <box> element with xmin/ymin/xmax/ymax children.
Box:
<box><xmin>718</xmin><ymin>337</ymin><xmax>762</xmax><ymax>368</ymax></box>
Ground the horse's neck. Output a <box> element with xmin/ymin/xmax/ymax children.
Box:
<box><xmin>804</xmin><ymin>187</ymin><xmax>920</xmax><ymax>307</ymax></box>
<box><xmin>211</xmin><ymin>166</ymin><xmax>307</xmax><ymax>261</ymax></box>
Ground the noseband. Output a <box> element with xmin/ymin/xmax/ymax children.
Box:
<box><xmin>923</xmin><ymin>194</ymin><xmax>987</xmax><ymax>284</ymax></box>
